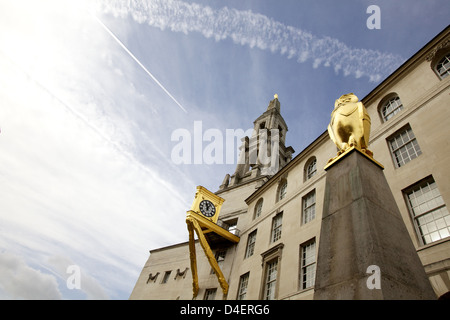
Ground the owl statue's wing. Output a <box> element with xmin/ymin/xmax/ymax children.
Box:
<box><xmin>357</xmin><ymin>102</ymin><xmax>371</xmax><ymax>149</ymax></box>
<box><xmin>327</xmin><ymin>110</ymin><xmax>338</xmax><ymax>149</ymax></box>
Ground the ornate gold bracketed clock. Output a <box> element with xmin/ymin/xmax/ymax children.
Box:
<box><xmin>189</xmin><ymin>186</ymin><xmax>224</xmax><ymax>224</ymax></box>
<box><xmin>186</xmin><ymin>187</ymin><xmax>239</xmax><ymax>298</ymax></box>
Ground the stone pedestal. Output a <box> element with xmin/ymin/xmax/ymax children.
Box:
<box><xmin>314</xmin><ymin>148</ymin><xmax>435</xmax><ymax>299</ymax></box>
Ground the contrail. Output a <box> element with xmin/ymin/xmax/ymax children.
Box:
<box><xmin>96</xmin><ymin>0</ymin><xmax>405</xmax><ymax>83</ymax></box>
<box><xmin>1</xmin><ymin>49</ymin><xmax>189</xmax><ymax>206</ymax></box>
<box><xmin>90</xmin><ymin>12</ymin><xmax>188</xmax><ymax>113</ymax></box>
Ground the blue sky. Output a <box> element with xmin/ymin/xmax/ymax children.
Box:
<box><xmin>0</xmin><ymin>0</ymin><xmax>448</xmax><ymax>299</ymax></box>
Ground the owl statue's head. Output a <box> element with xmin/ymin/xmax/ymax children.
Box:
<box><xmin>334</xmin><ymin>93</ymin><xmax>359</xmax><ymax>109</ymax></box>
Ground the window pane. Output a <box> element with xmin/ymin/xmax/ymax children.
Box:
<box><xmin>255</xmin><ymin>200</ymin><xmax>263</xmax><ymax>218</ymax></box>
<box><xmin>161</xmin><ymin>271</ymin><xmax>171</xmax><ymax>284</ymax></box>
<box><xmin>436</xmin><ymin>54</ymin><xmax>450</xmax><ymax>79</ymax></box>
<box><xmin>271</xmin><ymin>214</ymin><xmax>283</xmax><ymax>242</ymax></box>
<box><xmin>389</xmin><ymin>126</ymin><xmax>421</xmax><ymax>167</ymax></box>
<box><xmin>406</xmin><ymin>178</ymin><xmax>450</xmax><ymax>245</ymax></box>
<box><xmin>303</xmin><ymin>191</ymin><xmax>316</xmax><ymax>224</ymax></box>
<box><xmin>382</xmin><ymin>96</ymin><xmax>404</xmax><ymax>122</ymax></box>
<box><xmin>238</xmin><ymin>273</ymin><xmax>249</xmax><ymax>300</ymax></box>
<box><xmin>265</xmin><ymin>260</ymin><xmax>278</xmax><ymax>300</ymax></box>
<box><xmin>279</xmin><ymin>182</ymin><xmax>287</xmax><ymax>200</ymax></box>
<box><xmin>300</xmin><ymin>240</ymin><xmax>316</xmax><ymax>289</ymax></box>
<box><xmin>306</xmin><ymin>158</ymin><xmax>317</xmax><ymax>180</ymax></box>
<box><xmin>245</xmin><ymin>231</ymin><xmax>257</xmax><ymax>258</ymax></box>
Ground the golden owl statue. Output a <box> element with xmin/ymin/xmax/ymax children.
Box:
<box><xmin>327</xmin><ymin>93</ymin><xmax>373</xmax><ymax>162</ymax></box>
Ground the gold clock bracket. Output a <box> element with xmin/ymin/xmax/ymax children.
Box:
<box><xmin>186</xmin><ymin>186</ymin><xmax>240</xmax><ymax>299</ymax></box>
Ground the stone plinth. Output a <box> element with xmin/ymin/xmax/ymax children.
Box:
<box><xmin>314</xmin><ymin>148</ymin><xmax>436</xmax><ymax>299</ymax></box>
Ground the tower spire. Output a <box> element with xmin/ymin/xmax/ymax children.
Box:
<box><xmin>267</xmin><ymin>93</ymin><xmax>280</xmax><ymax>112</ymax></box>
<box><xmin>219</xmin><ymin>95</ymin><xmax>295</xmax><ymax>190</ymax></box>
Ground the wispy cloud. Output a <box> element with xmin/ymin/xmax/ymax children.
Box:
<box><xmin>0</xmin><ymin>0</ymin><xmax>192</xmax><ymax>299</ymax></box>
<box><xmin>94</xmin><ymin>0</ymin><xmax>405</xmax><ymax>83</ymax></box>
<box><xmin>0</xmin><ymin>252</ymin><xmax>61</xmax><ymax>299</ymax></box>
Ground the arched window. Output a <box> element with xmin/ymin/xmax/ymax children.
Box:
<box><xmin>304</xmin><ymin>157</ymin><xmax>317</xmax><ymax>181</ymax></box>
<box><xmin>277</xmin><ymin>180</ymin><xmax>287</xmax><ymax>202</ymax></box>
<box><xmin>254</xmin><ymin>198</ymin><xmax>263</xmax><ymax>219</ymax></box>
<box><xmin>379</xmin><ymin>94</ymin><xmax>403</xmax><ymax>122</ymax></box>
<box><xmin>430</xmin><ymin>48</ymin><xmax>450</xmax><ymax>80</ymax></box>
<box><xmin>435</xmin><ymin>53</ymin><xmax>450</xmax><ymax>79</ymax></box>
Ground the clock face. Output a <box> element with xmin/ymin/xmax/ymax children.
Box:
<box><xmin>199</xmin><ymin>200</ymin><xmax>216</xmax><ymax>218</ymax></box>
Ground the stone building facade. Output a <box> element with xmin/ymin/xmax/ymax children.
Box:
<box><xmin>129</xmin><ymin>26</ymin><xmax>450</xmax><ymax>300</ymax></box>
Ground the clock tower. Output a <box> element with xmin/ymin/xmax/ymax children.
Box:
<box><xmin>221</xmin><ymin>94</ymin><xmax>295</xmax><ymax>189</ymax></box>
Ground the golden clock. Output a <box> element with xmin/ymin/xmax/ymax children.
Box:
<box><xmin>190</xmin><ymin>186</ymin><xmax>224</xmax><ymax>223</ymax></box>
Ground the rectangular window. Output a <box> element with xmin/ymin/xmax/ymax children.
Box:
<box><xmin>405</xmin><ymin>177</ymin><xmax>450</xmax><ymax>245</ymax></box>
<box><xmin>300</xmin><ymin>239</ymin><xmax>316</xmax><ymax>290</ymax></box>
<box><xmin>264</xmin><ymin>259</ymin><xmax>278</xmax><ymax>300</ymax></box>
<box><xmin>211</xmin><ymin>250</ymin><xmax>226</xmax><ymax>274</ymax></box>
<box><xmin>204</xmin><ymin>288</ymin><xmax>217</xmax><ymax>300</ymax></box>
<box><xmin>271</xmin><ymin>213</ymin><xmax>283</xmax><ymax>243</ymax></box>
<box><xmin>245</xmin><ymin>230</ymin><xmax>257</xmax><ymax>258</ymax></box>
<box><xmin>161</xmin><ymin>271</ymin><xmax>171</xmax><ymax>284</ymax></box>
<box><xmin>237</xmin><ymin>273</ymin><xmax>249</xmax><ymax>300</ymax></box>
<box><xmin>388</xmin><ymin>125</ymin><xmax>422</xmax><ymax>168</ymax></box>
<box><xmin>302</xmin><ymin>190</ymin><xmax>316</xmax><ymax>224</ymax></box>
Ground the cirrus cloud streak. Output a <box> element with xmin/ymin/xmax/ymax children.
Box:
<box><xmin>94</xmin><ymin>0</ymin><xmax>405</xmax><ymax>83</ymax></box>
